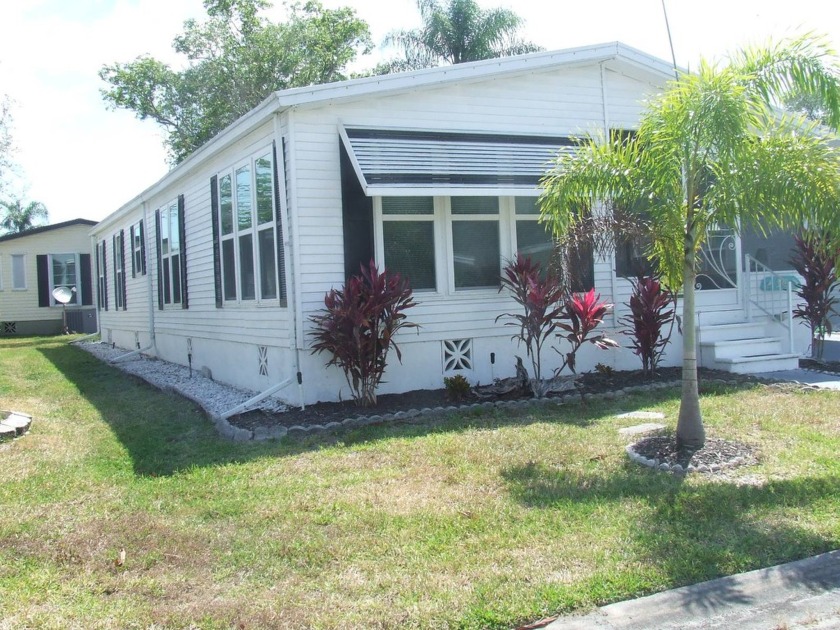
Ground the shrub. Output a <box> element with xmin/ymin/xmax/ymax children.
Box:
<box><xmin>498</xmin><ymin>255</ymin><xmax>616</xmax><ymax>397</ymax></box>
<box><xmin>443</xmin><ymin>374</ymin><xmax>471</xmax><ymax>401</ymax></box>
<box><xmin>790</xmin><ymin>233</ymin><xmax>839</xmax><ymax>360</ymax></box>
<box><xmin>556</xmin><ymin>288</ymin><xmax>619</xmax><ymax>374</ymax></box>
<box><xmin>620</xmin><ymin>275</ymin><xmax>676</xmax><ymax>376</ymax></box>
<box><xmin>310</xmin><ymin>261</ymin><xmax>418</xmax><ymax>406</ymax></box>
<box><xmin>498</xmin><ymin>255</ymin><xmax>566</xmax><ymax>397</ymax></box>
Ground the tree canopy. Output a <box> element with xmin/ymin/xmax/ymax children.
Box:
<box><xmin>378</xmin><ymin>0</ymin><xmax>541</xmax><ymax>73</ymax></box>
<box><xmin>0</xmin><ymin>198</ymin><xmax>48</xmax><ymax>235</ymax></box>
<box><xmin>100</xmin><ymin>0</ymin><xmax>372</xmax><ymax>164</ymax></box>
<box><xmin>540</xmin><ymin>35</ymin><xmax>840</xmax><ymax>449</ymax></box>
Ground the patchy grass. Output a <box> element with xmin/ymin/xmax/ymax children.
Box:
<box><xmin>0</xmin><ymin>336</ymin><xmax>838</xmax><ymax>629</ymax></box>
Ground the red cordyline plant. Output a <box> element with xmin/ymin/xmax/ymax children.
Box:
<box><xmin>620</xmin><ymin>274</ymin><xmax>677</xmax><ymax>376</ymax></box>
<box><xmin>498</xmin><ymin>255</ymin><xmax>617</xmax><ymax>397</ymax></box>
<box><xmin>310</xmin><ymin>261</ymin><xmax>418</xmax><ymax>406</ymax></box>
<box><xmin>790</xmin><ymin>232</ymin><xmax>839</xmax><ymax>360</ymax></box>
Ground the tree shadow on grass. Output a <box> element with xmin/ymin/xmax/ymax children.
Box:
<box><xmin>502</xmin><ymin>460</ymin><xmax>840</xmax><ymax>608</ymax></box>
<box><xmin>38</xmin><ymin>340</ymin><xmax>686</xmax><ymax>477</ymax></box>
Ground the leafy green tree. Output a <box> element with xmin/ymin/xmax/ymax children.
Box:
<box><xmin>540</xmin><ymin>35</ymin><xmax>840</xmax><ymax>450</ymax></box>
<box><xmin>0</xmin><ymin>198</ymin><xmax>48</xmax><ymax>234</ymax></box>
<box><xmin>378</xmin><ymin>0</ymin><xmax>541</xmax><ymax>73</ymax></box>
<box><xmin>100</xmin><ymin>0</ymin><xmax>372</xmax><ymax>164</ymax></box>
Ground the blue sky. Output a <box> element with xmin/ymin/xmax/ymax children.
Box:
<box><xmin>1</xmin><ymin>0</ymin><xmax>839</xmax><ymax>224</ymax></box>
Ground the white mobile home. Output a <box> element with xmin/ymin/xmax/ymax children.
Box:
<box><xmin>91</xmin><ymin>42</ymin><xmax>809</xmax><ymax>406</ymax></box>
<box><xmin>0</xmin><ymin>219</ymin><xmax>98</xmax><ymax>336</ymax></box>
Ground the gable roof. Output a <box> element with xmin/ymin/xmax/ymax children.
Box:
<box><xmin>98</xmin><ymin>41</ymin><xmax>676</xmax><ymax>230</ymax></box>
<box><xmin>0</xmin><ymin>218</ymin><xmax>98</xmax><ymax>243</ymax></box>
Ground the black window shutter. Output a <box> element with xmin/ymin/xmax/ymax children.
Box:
<box><xmin>140</xmin><ymin>219</ymin><xmax>146</xmax><ymax>275</ymax></box>
<box><xmin>210</xmin><ymin>175</ymin><xmax>223</xmax><ymax>308</ymax></box>
<box><xmin>155</xmin><ymin>209</ymin><xmax>163</xmax><ymax>310</ymax></box>
<box><xmin>178</xmin><ymin>194</ymin><xmax>188</xmax><ymax>309</ymax></box>
<box><xmin>102</xmin><ymin>241</ymin><xmax>108</xmax><ymax>311</ymax></box>
<box><xmin>272</xmin><ymin>141</ymin><xmax>287</xmax><ymax>303</ymax></box>
<box><xmin>36</xmin><ymin>255</ymin><xmax>50</xmax><ymax>307</ymax></box>
<box><xmin>129</xmin><ymin>224</ymin><xmax>136</xmax><ymax>278</ymax></box>
<box><xmin>120</xmin><ymin>229</ymin><xmax>127</xmax><ymax>310</ymax></box>
<box><xmin>80</xmin><ymin>254</ymin><xmax>93</xmax><ymax>306</ymax></box>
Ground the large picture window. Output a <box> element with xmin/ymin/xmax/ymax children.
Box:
<box><xmin>381</xmin><ymin>197</ymin><xmax>436</xmax><ymax>291</ymax></box>
<box><xmin>11</xmin><ymin>254</ymin><xmax>25</xmax><ymax>289</ymax></box>
<box><xmin>450</xmin><ymin>197</ymin><xmax>500</xmax><ymax>290</ymax></box>
<box><xmin>215</xmin><ymin>150</ymin><xmax>281</xmax><ymax>304</ymax></box>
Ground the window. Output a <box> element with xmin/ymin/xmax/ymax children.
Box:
<box><xmin>11</xmin><ymin>254</ymin><xmax>25</xmax><ymax>289</ymax></box>
<box><xmin>130</xmin><ymin>220</ymin><xmax>146</xmax><ymax>277</ymax></box>
<box><xmin>215</xmin><ymin>150</ymin><xmax>282</xmax><ymax>304</ymax></box>
<box><xmin>157</xmin><ymin>200</ymin><xmax>182</xmax><ymax>305</ymax></box>
<box><xmin>450</xmin><ymin>196</ymin><xmax>500</xmax><ymax>290</ymax></box>
<box><xmin>381</xmin><ymin>197</ymin><xmax>436</xmax><ymax>291</ymax></box>
<box><xmin>113</xmin><ymin>233</ymin><xmax>126</xmax><ymax>309</ymax></box>
<box><xmin>513</xmin><ymin>197</ymin><xmax>554</xmax><ymax>272</ymax></box>
<box><xmin>50</xmin><ymin>253</ymin><xmax>79</xmax><ymax>305</ymax></box>
<box><xmin>97</xmin><ymin>241</ymin><xmax>107</xmax><ymax>310</ymax></box>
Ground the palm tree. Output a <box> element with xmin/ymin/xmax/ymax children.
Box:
<box><xmin>380</xmin><ymin>0</ymin><xmax>541</xmax><ymax>72</ymax></box>
<box><xmin>540</xmin><ymin>36</ymin><xmax>840</xmax><ymax>450</ymax></box>
<box><xmin>0</xmin><ymin>198</ymin><xmax>49</xmax><ymax>234</ymax></box>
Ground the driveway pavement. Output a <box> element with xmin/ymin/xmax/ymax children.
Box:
<box><xmin>550</xmin><ymin>551</ymin><xmax>840</xmax><ymax>629</ymax></box>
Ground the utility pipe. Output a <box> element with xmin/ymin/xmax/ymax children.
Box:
<box><xmin>110</xmin><ymin>345</ymin><xmax>154</xmax><ymax>364</ymax></box>
<box><xmin>220</xmin><ymin>377</ymin><xmax>296</xmax><ymax>420</ymax></box>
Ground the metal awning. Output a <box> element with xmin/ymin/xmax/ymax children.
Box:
<box><xmin>339</xmin><ymin>126</ymin><xmax>575</xmax><ymax>196</ymax></box>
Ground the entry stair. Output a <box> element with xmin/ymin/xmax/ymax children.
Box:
<box><xmin>698</xmin><ymin>313</ymin><xmax>799</xmax><ymax>374</ymax></box>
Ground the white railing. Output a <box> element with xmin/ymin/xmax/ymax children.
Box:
<box><xmin>743</xmin><ymin>254</ymin><xmax>796</xmax><ymax>352</ymax></box>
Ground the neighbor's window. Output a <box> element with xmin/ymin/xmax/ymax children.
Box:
<box><xmin>450</xmin><ymin>196</ymin><xmax>500</xmax><ymax>290</ymax></box>
<box><xmin>381</xmin><ymin>196</ymin><xmax>436</xmax><ymax>291</ymax></box>
<box><xmin>216</xmin><ymin>150</ymin><xmax>281</xmax><ymax>303</ymax></box>
<box><xmin>50</xmin><ymin>253</ymin><xmax>79</xmax><ymax>305</ymax></box>
<box><xmin>11</xmin><ymin>254</ymin><xmax>25</xmax><ymax>289</ymax></box>
<box><xmin>158</xmin><ymin>200</ymin><xmax>182</xmax><ymax>304</ymax></box>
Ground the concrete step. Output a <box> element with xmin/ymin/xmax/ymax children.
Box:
<box><xmin>713</xmin><ymin>353</ymin><xmax>800</xmax><ymax>374</ymax></box>
<box><xmin>698</xmin><ymin>321</ymin><xmax>766</xmax><ymax>343</ymax></box>
<box><xmin>700</xmin><ymin>336</ymin><xmax>782</xmax><ymax>360</ymax></box>
<box><xmin>0</xmin><ymin>411</ymin><xmax>32</xmax><ymax>438</ymax></box>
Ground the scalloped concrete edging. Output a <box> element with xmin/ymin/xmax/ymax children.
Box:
<box><xmin>213</xmin><ymin>372</ymin><xmax>793</xmax><ymax>442</ymax></box>
<box><xmin>625</xmin><ymin>441</ymin><xmax>755</xmax><ymax>475</ymax></box>
<box><xmin>0</xmin><ymin>411</ymin><xmax>33</xmax><ymax>443</ymax></box>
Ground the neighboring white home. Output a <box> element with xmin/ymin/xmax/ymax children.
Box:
<box><xmin>91</xmin><ymin>42</ymin><xmax>810</xmax><ymax>408</ymax></box>
<box><xmin>0</xmin><ymin>219</ymin><xmax>98</xmax><ymax>336</ymax></box>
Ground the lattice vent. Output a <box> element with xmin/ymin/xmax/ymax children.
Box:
<box><xmin>258</xmin><ymin>346</ymin><xmax>268</xmax><ymax>376</ymax></box>
<box><xmin>443</xmin><ymin>338</ymin><xmax>473</xmax><ymax>372</ymax></box>
<box><xmin>2</xmin><ymin>322</ymin><xmax>16</xmax><ymax>334</ymax></box>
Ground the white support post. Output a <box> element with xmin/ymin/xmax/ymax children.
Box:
<box><xmin>220</xmin><ymin>378</ymin><xmax>295</xmax><ymax>420</ymax></box>
<box><xmin>787</xmin><ymin>282</ymin><xmax>794</xmax><ymax>353</ymax></box>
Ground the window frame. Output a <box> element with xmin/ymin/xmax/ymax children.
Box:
<box><xmin>130</xmin><ymin>220</ymin><xmax>146</xmax><ymax>277</ymax></box>
<box><xmin>157</xmin><ymin>199</ymin><xmax>182</xmax><ymax>306</ymax></box>
<box><xmin>11</xmin><ymin>253</ymin><xmax>26</xmax><ymax>290</ymax></box>
<box><xmin>48</xmin><ymin>252</ymin><xmax>81</xmax><ymax>306</ymax></box>
<box><xmin>97</xmin><ymin>240</ymin><xmax>107</xmax><ymax>310</ymax></box>
<box><xmin>214</xmin><ymin>147</ymin><xmax>282</xmax><ymax>306</ymax></box>
<box><xmin>112</xmin><ymin>234</ymin><xmax>125</xmax><ymax>310</ymax></box>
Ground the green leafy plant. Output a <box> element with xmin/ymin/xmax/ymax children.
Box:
<box><xmin>594</xmin><ymin>362</ymin><xmax>614</xmax><ymax>377</ymax></box>
<box><xmin>620</xmin><ymin>275</ymin><xmax>677</xmax><ymax>376</ymax></box>
<box><xmin>310</xmin><ymin>261</ymin><xmax>418</xmax><ymax>407</ymax></box>
<box><xmin>498</xmin><ymin>256</ymin><xmax>616</xmax><ymax>397</ymax></box>
<box><xmin>443</xmin><ymin>374</ymin><xmax>471</xmax><ymax>401</ymax></box>
<box><xmin>790</xmin><ymin>232</ymin><xmax>839</xmax><ymax>360</ymax></box>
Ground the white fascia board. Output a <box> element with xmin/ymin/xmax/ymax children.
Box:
<box><xmin>365</xmin><ymin>185</ymin><xmax>541</xmax><ymax>197</ymax></box>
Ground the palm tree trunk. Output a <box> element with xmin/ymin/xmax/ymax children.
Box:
<box><xmin>676</xmin><ymin>225</ymin><xmax>706</xmax><ymax>450</ymax></box>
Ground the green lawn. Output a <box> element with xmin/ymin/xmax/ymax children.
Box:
<box><xmin>1</xmin><ymin>336</ymin><xmax>838</xmax><ymax>629</ymax></box>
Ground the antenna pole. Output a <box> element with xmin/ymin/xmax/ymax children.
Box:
<box><xmin>661</xmin><ymin>0</ymin><xmax>679</xmax><ymax>79</ymax></box>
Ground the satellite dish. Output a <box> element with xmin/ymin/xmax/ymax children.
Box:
<box><xmin>52</xmin><ymin>286</ymin><xmax>75</xmax><ymax>305</ymax></box>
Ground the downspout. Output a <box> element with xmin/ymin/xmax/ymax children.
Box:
<box><xmin>601</xmin><ymin>61</ymin><xmax>619</xmax><ymax>329</ymax></box>
<box><xmin>279</xmin><ymin>108</ymin><xmax>305</xmax><ymax>409</ymax></box>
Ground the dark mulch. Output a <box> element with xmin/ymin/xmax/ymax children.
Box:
<box><xmin>800</xmin><ymin>358</ymin><xmax>840</xmax><ymax>374</ymax></box>
<box><xmin>228</xmin><ymin>367</ymin><xmax>761</xmax><ymax>431</ymax></box>
<box><xmin>629</xmin><ymin>435</ymin><xmax>758</xmax><ymax>472</ymax></box>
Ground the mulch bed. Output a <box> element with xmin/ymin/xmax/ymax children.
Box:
<box><xmin>628</xmin><ymin>435</ymin><xmax>758</xmax><ymax>472</ymax></box>
<box><xmin>228</xmin><ymin>366</ymin><xmax>763</xmax><ymax>431</ymax></box>
<box><xmin>800</xmin><ymin>358</ymin><xmax>840</xmax><ymax>373</ymax></box>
